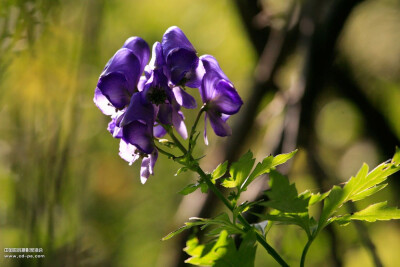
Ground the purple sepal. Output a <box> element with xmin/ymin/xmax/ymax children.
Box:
<box><xmin>172</xmin><ymin>109</ymin><xmax>188</xmax><ymax>139</ymax></box>
<box><xmin>140</xmin><ymin>149</ymin><xmax>158</xmax><ymax>184</ymax></box>
<box><xmin>200</xmin><ymin>55</ymin><xmax>230</xmax><ymax>81</ymax></box>
<box><xmin>148</xmin><ymin>42</ymin><xmax>165</xmax><ymax>70</ymax></box>
<box><xmin>122</xmin><ymin>120</ymin><xmax>154</xmax><ymax>154</ymax></box>
<box><xmin>122</xmin><ymin>37</ymin><xmax>151</xmax><ymax>74</ymax></box>
<box><xmin>120</xmin><ymin>92</ymin><xmax>155</xmax><ymax>154</ymax></box>
<box><xmin>200</xmin><ymin>70</ymin><xmax>242</xmax><ymax>140</ymax></box>
<box><xmin>101</xmin><ymin>48</ymin><xmax>142</xmax><ymax>94</ymax></box>
<box><xmin>97</xmin><ymin>72</ymin><xmax>131</xmax><ymax>109</ymax></box>
<box><xmin>172</xmin><ymin>86</ymin><xmax>197</xmax><ymax>109</ymax></box>
<box><xmin>119</xmin><ymin>139</ymin><xmax>140</xmax><ymax>165</ymax></box>
<box><xmin>162</xmin><ymin>26</ymin><xmax>196</xmax><ymax>56</ymax></box>
<box><xmin>93</xmin><ymin>87</ymin><xmax>116</xmax><ymax>116</ymax></box>
<box><xmin>153</xmin><ymin>124</ymin><xmax>167</xmax><ymax>138</ymax></box>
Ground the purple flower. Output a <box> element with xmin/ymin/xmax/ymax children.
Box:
<box><xmin>142</xmin><ymin>42</ymin><xmax>198</xmax><ymax>139</ymax></box>
<box><xmin>199</xmin><ymin>57</ymin><xmax>243</xmax><ymax>144</ymax></box>
<box><xmin>119</xmin><ymin>139</ymin><xmax>158</xmax><ymax>184</ymax></box>
<box><xmin>162</xmin><ymin>26</ymin><xmax>204</xmax><ymax>88</ymax></box>
<box><xmin>94</xmin><ymin>37</ymin><xmax>150</xmax><ymax>113</ymax></box>
<box><xmin>120</xmin><ymin>92</ymin><xmax>155</xmax><ymax>154</ymax></box>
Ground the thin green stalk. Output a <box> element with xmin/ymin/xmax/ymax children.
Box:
<box><xmin>300</xmin><ymin>237</ymin><xmax>314</xmax><ymax>267</ymax></box>
<box><xmin>165</xmin><ymin>125</ymin><xmax>188</xmax><ymax>154</ymax></box>
<box><xmin>154</xmin><ymin>144</ymin><xmax>177</xmax><ymax>159</ymax></box>
<box><xmin>161</xmin><ymin>121</ymin><xmax>289</xmax><ymax>266</ymax></box>
<box><xmin>195</xmin><ymin>165</ymin><xmax>289</xmax><ymax>267</ymax></box>
<box><xmin>188</xmin><ymin>107</ymin><xmax>205</xmax><ymax>152</ymax></box>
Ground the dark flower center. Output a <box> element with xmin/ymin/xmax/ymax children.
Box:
<box><xmin>147</xmin><ymin>86</ymin><xmax>167</xmax><ymax>105</ymax></box>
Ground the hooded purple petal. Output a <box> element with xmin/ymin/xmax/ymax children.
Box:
<box><xmin>200</xmin><ymin>70</ymin><xmax>220</xmax><ymax>103</ymax></box>
<box><xmin>200</xmin><ymin>55</ymin><xmax>230</xmax><ymax>81</ymax></box>
<box><xmin>148</xmin><ymin>42</ymin><xmax>165</xmax><ymax>70</ymax></box>
<box><xmin>101</xmin><ymin>48</ymin><xmax>142</xmax><ymax>93</ymax></box>
<box><xmin>184</xmin><ymin>59</ymin><xmax>205</xmax><ymax>88</ymax></box>
<box><xmin>162</xmin><ymin>26</ymin><xmax>200</xmax><ymax>86</ymax></box>
<box><xmin>162</xmin><ymin>26</ymin><xmax>196</xmax><ymax>56</ymax></box>
<box><xmin>122</xmin><ymin>37</ymin><xmax>150</xmax><ymax>72</ymax></box>
<box><xmin>93</xmin><ymin>87</ymin><xmax>116</xmax><ymax>116</ymax></box>
<box><xmin>166</xmin><ymin>49</ymin><xmax>199</xmax><ymax>86</ymax></box>
<box><xmin>211</xmin><ymin>80</ymin><xmax>243</xmax><ymax>115</ymax></box>
<box><xmin>200</xmin><ymin>70</ymin><xmax>243</xmax><ymax>115</ymax></box>
<box><xmin>172</xmin><ymin>87</ymin><xmax>197</xmax><ymax>109</ymax></box>
<box><xmin>97</xmin><ymin>72</ymin><xmax>131</xmax><ymax>109</ymax></box>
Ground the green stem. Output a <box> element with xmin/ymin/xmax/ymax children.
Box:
<box><xmin>188</xmin><ymin>107</ymin><xmax>205</xmax><ymax>152</ymax></box>
<box><xmin>165</xmin><ymin>125</ymin><xmax>188</xmax><ymax>154</ymax></box>
<box><xmin>300</xmin><ymin>237</ymin><xmax>314</xmax><ymax>267</ymax></box>
<box><xmin>194</xmin><ymin>165</ymin><xmax>289</xmax><ymax>267</ymax></box>
<box><xmin>154</xmin><ymin>144</ymin><xmax>177</xmax><ymax>159</ymax></box>
<box><xmin>161</xmin><ymin>122</ymin><xmax>289</xmax><ymax>266</ymax></box>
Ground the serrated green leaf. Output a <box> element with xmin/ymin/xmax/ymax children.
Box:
<box><xmin>319</xmin><ymin>156</ymin><xmax>400</xmax><ymax>231</ymax></box>
<box><xmin>333</xmin><ymin>202</ymin><xmax>400</xmax><ymax>224</ymax></box>
<box><xmin>222</xmin><ymin>151</ymin><xmax>255</xmax><ymax>188</ymax></box>
<box><xmin>200</xmin><ymin>182</ymin><xmax>208</xmax><ymax>193</ymax></box>
<box><xmin>175</xmin><ymin>167</ymin><xmax>188</xmax><ymax>176</ymax></box>
<box><xmin>262</xmin><ymin>170</ymin><xmax>309</xmax><ymax>213</ymax></box>
<box><xmin>350</xmin><ymin>183</ymin><xmax>388</xmax><ymax>202</ymax></box>
<box><xmin>241</xmin><ymin>150</ymin><xmax>297</xmax><ymax>191</ymax></box>
<box><xmin>185</xmin><ymin>230</ymin><xmax>232</xmax><ymax>266</ymax></box>
<box><xmin>318</xmin><ymin>185</ymin><xmax>345</xmax><ymax>229</ymax></box>
<box><xmin>179</xmin><ymin>183</ymin><xmax>200</xmax><ymax>195</ymax></box>
<box><xmin>162</xmin><ymin>219</ymin><xmax>207</xmax><ymax>241</ymax></box>
<box><xmin>260</xmin><ymin>210</ymin><xmax>313</xmax><ymax>237</ymax></box>
<box><xmin>392</xmin><ymin>147</ymin><xmax>400</xmax><ymax>165</ymax></box>
<box><xmin>184</xmin><ymin>230</ymin><xmax>256</xmax><ymax>267</ymax></box>
<box><xmin>308</xmin><ymin>191</ymin><xmax>329</xmax><ymax>206</ymax></box>
<box><xmin>212</xmin><ymin>161</ymin><xmax>228</xmax><ymax>182</ymax></box>
<box><xmin>271</xmin><ymin>149</ymin><xmax>298</xmax><ymax>167</ymax></box>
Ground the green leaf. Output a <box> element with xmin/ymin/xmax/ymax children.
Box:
<box><xmin>163</xmin><ymin>213</ymin><xmax>239</xmax><ymax>241</ymax></box>
<box><xmin>241</xmin><ymin>150</ymin><xmax>297</xmax><ymax>191</ymax></box>
<box><xmin>212</xmin><ymin>161</ymin><xmax>228</xmax><ymax>182</ymax></box>
<box><xmin>162</xmin><ymin>219</ymin><xmax>207</xmax><ymax>241</ymax></box>
<box><xmin>262</xmin><ymin>170</ymin><xmax>309</xmax><ymax>213</ymax></box>
<box><xmin>222</xmin><ymin>151</ymin><xmax>255</xmax><ymax>188</ymax></box>
<box><xmin>333</xmin><ymin>202</ymin><xmax>400</xmax><ymax>224</ymax></box>
<box><xmin>260</xmin><ymin>210</ymin><xmax>314</xmax><ymax>237</ymax></box>
<box><xmin>200</xmin><ymin>182</ymin><xmax>208</xmax><ymax>193</ymax></box>
<box><xmin>298</xmin><ymin>190</ymin><xmax>329</xmax><ymax>206</ymax></box>
<box><xmin>271</xmin><ymin>149</ymin><xmax>298</xmax><ymax>167</ymax></box>
<box><xmin>175</xmin><ymin>167</ymin><xmax>188</xmax><ymax>176</ymax></box>
<box><xmin>350</xmin><ymin>183</ymin><xmax>388</xmax><ymax>202</ymax></box>
<box><xmin>184</xmin><ymin>230</ymin><xmax>256</xmax><ymax>267</ymax></box>
<box><xmin>185</xmin><ymin>230</ymin><xmax>233</xmax><ymax>266</ymax></box>
<box><xmin>318</xmin><ymin>155</ymin><xmax>400</xmax><ymax>230</ymax></box>
<box><xmin>392</xmin><ymin>147</ymin><xmax>400</xmax><ymax>165</ymax></box>
<box><xmin>179</xmin><ymin>183</ymin><xmax>200</xmax><ymax>195</ymax></box>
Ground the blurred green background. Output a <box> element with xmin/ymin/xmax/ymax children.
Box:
<box><xmin>0</xmin><ymin>0</ymin><xmax>399</xmax><ymax>266</ymax></box>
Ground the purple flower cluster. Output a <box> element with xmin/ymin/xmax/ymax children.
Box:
<box><xmin>94</xmin><ymin>26</ymin><xmax>243</xmax><ymax>183</ymax></box>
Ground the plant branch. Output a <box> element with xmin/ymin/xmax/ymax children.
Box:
<box><xmin>194</xmin><ymin>165</ymin><xmax>289</xmax><ymax>267</ymax></box>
